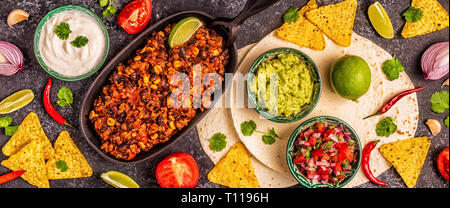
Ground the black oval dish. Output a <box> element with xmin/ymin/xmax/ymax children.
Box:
<box><xmin>80</xmin><ymin>0</ymin><xmax>280</xmax><ymax>164</ymax></box>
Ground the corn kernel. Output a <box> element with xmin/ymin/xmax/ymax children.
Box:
<box><xmin>143</xmin><ymin>74</ymin><xmax>150</xmax><ymax>84</ymax></box>
<box><xmin>169</xmin><ymin>121</ymin><xmax>176</xmax><ymax>130</ymax></box>
<box><xmin>107</xmin><ymin>118</ymin><xmax>115</xmax><ymax>126</ymax></box>
<box><xmin>150</xmin><ymin>84</ymin><xmax>158</xmax><ymax>90</ymax></box>
<box><xmin>173</xmin><ymin>61</ymin><xmax>181</xmax><ymax>68</ymax></box>
<box><xmin>192</xmin><ymin>47</ymin><xmax>199</xmax><ymax>56</ymax></box>
<box><xmin>153</xmin><ymin>77</ymin><xmax>161</xmax><ymax>84</ymax></box>
<box><xmin>154</xmin><ymin>65</ymin><xmax>162</xmax><ymax>74</ymax></box>
<box><xmin>134</xmin><ymin>56</ymin><xmax>141</xmax><ymax>61</ymax></box>
<box><xmin>151</xmin><ymin>133</ymin><xmax>158</xmax><ymax>140</ymax></box>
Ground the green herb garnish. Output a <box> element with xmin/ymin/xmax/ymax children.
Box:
<box><xmin>100</xmin><ymin>0</ymin><xmax>118</xmax><ymax>18</ymax></box>
<box><xmin>57</xmin><ymin>87</ymin><xmax>74</xmax><ymax>110</ymax></box>
<box><xmin>5</xmin><ymin>125</ymin><xmax>18</xmax><ymax>136</ymax></box>
<box><xmin>71</xmin><ymin>36</ymin><xmax>89</xmax><ymax>48</ymax></box>
<box><xmin>209</xmin><ymin>133</ymin><xmax>227</xmax><ymax>152</ymax></box>
<box><xmin>56</xmin><ymin>160</ymin><xmax>69</xmax><ymax>172</ymax></box>
<box><xmin>54</xmin><ymin>22</ymin><xmax>72</xmax><ymax>40</ymax></box>
<box><xmin>240</xmin><ymin>120</ymin><xmax>257</xmax><ymax>136</ymax></box>
<box><xmin>430</xmin><ymin>91</ymin><xmax>449</xmax><ymax>114</ymax></box>
<box><xmin>375</xmin><ymin>116</ymin><xmax>397</xmax><ymax>137</ymax></box>
<box><xmin>445</xmin><ymin>116</ymin><xmax>449</xmax><ymax>128</ymax></box>
<box><xmin>382</xmin><ymin>56</ymin><xmax>404</xmax><ymax>81</ymax></box>
<box><xmin>283</xmin><ymin>6</ymin><xmax>300</xmax><ymax>23</ymax></box>
<box><xmin>402</xmin><ymin>7</ymin><xmax>423</xmax><ymax>23</ymax></box>
<box><xmin>0</xmin><ymin>116</ymin><xmax>13</xmax><ymax>128</ymax></box>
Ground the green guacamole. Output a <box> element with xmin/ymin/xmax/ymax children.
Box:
<box><xmin>250</xmin><ymin>53</ymin><xmax>314</xmax><ymax>117</ymax></box>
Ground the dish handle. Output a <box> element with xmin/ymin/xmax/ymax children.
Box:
<box><xmin>212</xmin><ymin>0</ymin><xmax>281</xmax><ymax>46</ymax></box>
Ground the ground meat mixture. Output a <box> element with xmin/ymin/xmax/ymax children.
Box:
<box><xmin>89</xmin><ymin>25</ymin><xmax>229</xmax><ymax>160</ymax></box>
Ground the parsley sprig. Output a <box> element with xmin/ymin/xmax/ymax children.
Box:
<box><xmin>100</xmin><ymin>0</ymin><xmax>118</xmax><ymax>18</ymax></box>
<box><xmin>382</xmin><ymin>56</ymin><xmax>404</xmax><ymax>81</ymax></box>
<box><xmin>54</xmin><ymin>22</ymin><xmax>72</xmax><ymax>40</ymax></box>
<box><xmin>402</xmin><ymin>6</ymin><xmax>423</xmax><ymax>23</ymax></box>
<box><xmin>240</xmin><ymin>120</ymin><xmax>280</xmax><ymax>145</ymax></box>
<box><xmin>283</xmin><ymin>6</ymin><xmax>300</xmax><ymax>23</ymax></box>
<box><xmin>71</xmin><ymin>36</ymin><xmax>89</xmax><ymax>48</ymax></box>
<box><xmin>57</xmin><ymin>87</ymin><xmax>74</xmax><ymax>110</ymax></box>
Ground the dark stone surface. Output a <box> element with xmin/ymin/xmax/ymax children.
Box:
<box><xmin>0</xmin><ymin>0</ymin><xmax>448</xmax><ymax>188</ymax></box>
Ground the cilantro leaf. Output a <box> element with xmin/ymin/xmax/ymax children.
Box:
<box><xmin>71</xmin><ymin>36</ymin><xmax>89</xmax><ymax>48</ymax></box>
<box><xmin>57</xmin><ymin>87</ymin><xmax>74</xmax><ymax>110</ymax></box>
<box><xmin>101</xmin><ymin>0</ymin><xmax>117</xmax><ymax>18</ymax></box>
<box><xmin>4</xmin><ymin>125</ymin><xmax>18</xmax><ymax>136</ymax></box>
<box><xmin>402</xmin><ymin>7</ymin><xmax>423</xmax><ymax>23</ymax></box>
<box><xmin>283</xmin><ymin>6</ymin><xmax>300</xmax><ymax>23</ymax></box>
<box><xmin>56</xmin><ymin>160</ymin><xmax>69</xmax><ymax>172</ymax></box>
<box><xmin>445</xmin><ymin>116</ymin><xmax>449</xmax><ymax>128</ymax></box>
<box><xmin>376</xmin><ymin>116</ymin><xmax>397</xmax><ymax>137</ymax></box>
<box><xmin>430</xmin><ymin>91</ymin><xmax>449</xmax><ymax>114</ymax></box>
<box><xmin>382</xmin><ymin>57</ymin><xmax>404</xmax><ymax>81</ymax></box>
<box><xmin>0</xmin><ymin>116</ymin><xmax>13</xmax><ymax>128</ymax></box>
<box><xmin>54</xmin><ymin>22</ymin><xmax>71</xmax><ymax>40</ymax></box>
<box><xmin>267</xmin><ymin>127</ymin><xmax>280</xmax><ymax>139</ymax></box>
<box><xmin>241</xmin><ymin>120</ymin><xmax>257</xmax><ymax>136</ymax></box>
<box><xmin>262</xmin><ymin>135</ymin><xmax>276</xmax><ymax>145</ymax></box>
<box><xmin>209</xmin><ymin>133</ymin><xmax>227</xmax><ymax>152</ymax></box>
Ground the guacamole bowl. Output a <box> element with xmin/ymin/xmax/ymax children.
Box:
<box><xmin>246</xmin><ymin>48</ymin><xmax>321</xmax><ymax>123</ymax></box>
<box><xmin>286</xmin><ymin>116</ymin><xmax>362</xmax><ymax>188</ymax></box>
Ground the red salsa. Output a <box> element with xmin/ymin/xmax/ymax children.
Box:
<box><xmin>292</xmin><ymin>121</ymin><xmax>358</xmax><ymax>185</ymax></box>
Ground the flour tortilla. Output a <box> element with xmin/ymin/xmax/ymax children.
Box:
<box><xmin>197</xmin><ymin>44</ymin><xmax>298</xmax><ymax>188</ymax></box>
<box><xmin>229</xmin><ymin>31</ymin><xmax>419</xmax><ymax>188</ymax></box>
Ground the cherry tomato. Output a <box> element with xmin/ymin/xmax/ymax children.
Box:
<box><xmin>118</xmin><ymin>0</ymin><xmax>152</xmax><ymax>34</ymax></box>
<box><xmin>156</xmin><ymin>152</ymin><xmax>199</xmax><ymax>188</ymax></box>
<box><xmin>437</xmin><ymin>148</ymin><xmax>449</xmax><ymax>181</ymax></box>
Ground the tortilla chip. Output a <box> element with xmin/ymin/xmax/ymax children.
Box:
<box><xmin>2</xmin><ymin>112</ymin><xmax>54</xmax><ymax>160</ymax></box>
<box><xmin>1</xmin><ymin>139</ymin><xmax>49</xmax><ymax>188</ymax></box>
<box><xmin>305</xmin><ymin>0</ymin><xmax>357</xmax><ymax>47</ymax></box>
<box><xmin>46</xmin><ymin>130</ymin><xmax>93</xmax><ymax>179</ymax></box>
<box><xmin>277</xmin><ymin>0</ymin><xmax>325</xmax><ymax>50</ymax></box>
<box><xmin>207</xmin><ymin>142</ymin><xmax>260</xmax><ymax>188</ymax></box>
<box><xmin>379</xmin><ymin>137</ymin><xmax>431</xmax><ymax>188</ymax></box>
<box><xmin>401</xmin><ymin>0</ymin><xmax>449</xmax><ymax>38</ymax></box>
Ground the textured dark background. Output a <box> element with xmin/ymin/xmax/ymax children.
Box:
<box><xmin>0</xmin><ymin>0</ymin><xmax>448</xmax><ymax>188</ymax></box>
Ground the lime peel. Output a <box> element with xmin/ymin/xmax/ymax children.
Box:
<box><xmin>101</xmin><ymin>171</ymin><xmax>140</xmax><ymax>188</ymax></box>
<box><xmin>368</xmin><ymin>2</ymin><xmax>394</xmax><ymax>39</ymax></box>
<box><xmin>0</xmin><ymin>89</ymin><xmax>34</xmax><ymax>114</ymax></box>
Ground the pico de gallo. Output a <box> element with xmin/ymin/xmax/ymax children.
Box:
<box><xmin>292</xmin><ymin>121</ymin><xmax>358</xmax><ymax>185</ymax></box>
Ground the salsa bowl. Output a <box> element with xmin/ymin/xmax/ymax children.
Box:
<box><xmin>246</xmin><ymin>48</ymin><xmax>321</xmax><ymax>123</ymax></box>
<box><xmin>286</xmin><ymin>116</ymin><xmax>362</xmax><ymax>188</ymax></box>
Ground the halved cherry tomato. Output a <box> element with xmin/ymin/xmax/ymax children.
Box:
<box><xmin>315</xmin><ymin>122</ymin><xmax>326</xmax><ymax>134</ymax></box>
<box><xmin>118</xmin><ymin>0</ymin><xmax>152</xmax><ymax>34</ymax></box>
<box><xmin>294</xmin><ymin>155</ymin><xmax>306</xmax><ymax>164</ymax></box>
<box><xmin>437</xmin><ymin>148</ymin><xmax>449</xmax><ymax>181</ymax></box>
<box><xmin>156</xmin><ymin>152</ymin><xmax>199</xmax><ymax>188</ymax></box>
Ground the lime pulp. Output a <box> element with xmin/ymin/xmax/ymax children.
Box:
<box><xmin>169</xmin><ymin>17</ymin><xmax>204</xmax><ymax>48</ymax></box>
<box><xmin>368</xmin><ymin>2</ymin><xmax>394</xmax><ymax>39</ymax></box>
<box><xmin>0</xmin><ymin>89</ymin><xmax>34</xmax><ymax>114</ymax></box>
<box><xmin>100</xmin><ymin>171</ymin><xmax>140</xmax><ymax>188</ymax></box>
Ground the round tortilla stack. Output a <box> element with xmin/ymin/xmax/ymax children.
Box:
<box><xmin>198</xmin><ymin>31</ymin><xmax>419</xmax><ymax>188</ymax></box>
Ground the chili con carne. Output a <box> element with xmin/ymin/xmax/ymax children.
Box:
<box><xmin>363</xmin><ymin>86</ymin><xmax>426</xmax><ymax>119</ymax></box>
<box><xmin>43</xmin><ymin>78</ymin><xmax>72</xmax><ymax>127</ymax></box>
<box><xmin>362</xmin><ymin>140</ymin><xmax>388</xmax><ymax>186</ymax></box>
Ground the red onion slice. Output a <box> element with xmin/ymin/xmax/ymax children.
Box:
<box><xmin>0</xmin><ymin>41</ymin><xmax>24</xmax><ymax>76</ymax></box>
<box><xmin>421</xmin><ymin>42</ymin><xmax>449</xmax><ymax>80</ymax></box>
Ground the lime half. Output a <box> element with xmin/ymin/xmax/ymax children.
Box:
<box><xmin>101</xmin><ymin>171</ymin><xmax>140</xmax><ymax>188</ymax></box>
<box><xmin>0</xmin><ymin>89</ymin><xmax>34</xmax><ymax>114</ymax></box>
<box><xmin>169</xmin><ymin>17</ymin><xmax>204</xmax><ymax>48</ymax></box>
<box><xmin>368</xmin><ymin>2</ymin><xmax>394</xmax><ymax>39</ymax></box>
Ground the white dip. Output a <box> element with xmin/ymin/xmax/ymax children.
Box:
<box><xmin>39</xmin><ymin>10</ymin><xmax>106</xmax><ymax>77</ymax></box>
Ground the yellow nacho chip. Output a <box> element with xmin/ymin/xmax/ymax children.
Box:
<box><xmin>1</xmin><ymin>139</ymin><xmax>50</xmax><ymax>188</ymax></box>
<box><xmin>401</xmin><ymin>0</ymin><xmax>449</xmax><ymax>38</ymax></box>
<box><xmin>2</xmin><ymin>112</ymin><xmax>54</xmax><ymax>160</ymax></box>
<box><xmin>207</xmin><ymin>142</ymin><xmax>260</xmax><ymax>188</ymax></box>
<box><xmin>305</xmin><ymin>0</ymin><xmax>357</xmax><ymax>47</ymax></box>
<box><xmin>277</xmin><ymin>0</ymin><xmax>325</xmax><ymax>50</ymax></box>
<box><xmin>379</xmin><ymin>137</ymin><xmax>431</xmax><ymax>188</ymax></box>
<box><xmin>46</xmin><ymin>130</ymin><xmax>93</xmax><ymax>179</ymax></box>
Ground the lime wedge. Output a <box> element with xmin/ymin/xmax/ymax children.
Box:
<box><xmin>368</xmin><ymin>2</ymin><xmax>394</xmax><ymax>39</ymax></box>
<box><xmin>0</xmin><ymin>89</ymin><xmax>34</xmax><ymax>114</ymax></box>
<box><xmin>169</xmin><ymin>17</ymin><xmax>204</xmax><ymax>48</ymax></box>
<box><xmin>101</xmin><ymin>171</ymin><xmax>140</xmax><ymax>188</ymax></box>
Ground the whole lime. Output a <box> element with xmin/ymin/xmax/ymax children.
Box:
<box><xmin>330</xmin><ymin>55</ymin><xmax>371</xmax><ymax>100</ymax></box>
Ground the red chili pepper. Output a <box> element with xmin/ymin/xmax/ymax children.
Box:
<box><xmin>43</xmin><ymin>78</ymin><xmax>73</xmax><ymax>127</ymax></box>
<box><xmin>362</xmin><ymin>140</ymin><xmax>388</xmax><ymax>186</ymax></box>
<box><xmin>363</xmin><ymin>86</ymin><xmax>426</xmax><ymax>119</ymax></box>
<box><xmin>0</xmin><ymin>170</ymin><xmax>25</xmax><ymax>185</ymax></box>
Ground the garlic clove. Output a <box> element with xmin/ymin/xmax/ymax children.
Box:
<box><xmin>7</xmin><ymin>9</ymin><xmax>29</xmax><ymax>27</ymax></box>
<box><xmin>426</xmin><ymin>119</ymin><xmax>441</xmax><ymax>135</ymax></box>
<box><xmin>442</xmin><ymin>78</ymin><xmax>449</xmax><ymax>87</ymax></box>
